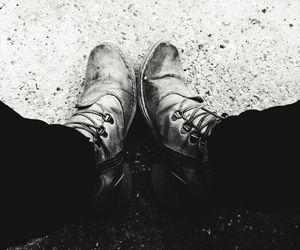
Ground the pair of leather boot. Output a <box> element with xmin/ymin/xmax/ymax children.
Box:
<box><xmin>65</xmin><ymin>41</ymin><xmax>224</xmax><ymax>213</ymax></box>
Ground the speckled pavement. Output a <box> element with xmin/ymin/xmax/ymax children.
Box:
<box><xmin>1</xmin><ymin>0</ymin><xmax>300</xmax><ymax>249</ymax></box>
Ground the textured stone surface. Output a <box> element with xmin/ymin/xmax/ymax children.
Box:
<box><xmin>1</xmin><ymin>0</ymin><xmax>300</xmax><ymax>249</ymax></box>
<box><xmin>1</xmin><ymin>0</ymin><xmax>299</xmax><ymax>121</ymax></box>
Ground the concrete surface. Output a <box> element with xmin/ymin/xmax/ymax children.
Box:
<box><xmin>1</xmin><ymin>0</ymin><xmax>300</xmax><ymax>249</ymax></box>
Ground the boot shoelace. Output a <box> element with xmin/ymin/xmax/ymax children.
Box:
<box><xmin>65</xmin><ymin>103</ymin><xmax>114</xmax><ymax>146</ymax></box>
<box><xmin>171</xmin><ymin>96</ymin><xmax>227</xmax><ymax>157</ymax></box>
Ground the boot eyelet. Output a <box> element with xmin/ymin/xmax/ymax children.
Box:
<box><xmin>189</xmin><ymin>131</ymin><xmax>200</xmax><ymax>144</ymax></box>
<box><xmin>102</xmin><ymin>131</ymin><xmax>108</xmax><ymax>138</ymax></box>
<box><xmin>181</xmin><ymin>122</ymin><xmax>192</xmax><ymax>134</ymax></box>
<box><xmin>97</xmin><ymin>126</ymin><xmax>108</xmax><ymax>138</ymax></box>
<box><xmin>104</xmin><ymin>113</ymin><xmax>114</xmax><ymax>124</ymax></box>
<box><xmin>171</xmin><ymin>111</ymin><xmax>182</xmax><ymax>121</ymax></box>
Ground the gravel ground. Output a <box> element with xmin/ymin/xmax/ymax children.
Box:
<box><xmin>1</xmin><ymin>0</ymin><xmax>300</xmax><ymax>249</ymax></box>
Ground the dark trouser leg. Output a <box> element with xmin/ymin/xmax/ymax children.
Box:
<box><xmin>209</xmin><ymin>101</ymin><xmax>300</xmax><ymax>211</ymax></box>
<box><xmin>0</xmin><ymin>101</ymin><xmax>96</xmax><ymax>248</ymax></box>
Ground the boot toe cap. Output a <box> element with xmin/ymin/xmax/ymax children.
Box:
<box><xmin>143</xmin><ymin>41</ymin><xmax>184</xmax><ymax>79</ymax></box>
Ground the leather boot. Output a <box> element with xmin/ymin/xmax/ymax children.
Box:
<box><xmin>65</xmin><ymin>42</ymin><xmax>136</xmax><ymax>213</ymax></box>
<box><xmin>138</xmin><ymin>40</ymin><xmax>225</xmax><ymax>198</ymax></box>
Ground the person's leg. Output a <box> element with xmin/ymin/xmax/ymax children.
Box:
<box><xmin>138</xmin><ymin>40</ymin><xmax>300</xmax><ymax>212</ymax></box>
<box><xmin>1</xmin><ymin>101</ymin><xmax>96</xmax><ymax>248</ymax></box>
<box><xmin>1</xmin><ymin>41</ymin><xmax>137</xmax><ymax>248</ymax></box>
<box><xmin>209</xmin><ymin>101</ymin><xmax>300</xmax><ymax>211</ymax></box>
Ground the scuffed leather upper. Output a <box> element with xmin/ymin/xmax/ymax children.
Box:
<box><xmin>141</xmin><ymin>42</ymin><xmax>221</xmax><ymax>166</ymax></box>
<box><xmin>66</xmin><ymin>43</ymin><xmax>136</xmax><ymax>166</ymax></box>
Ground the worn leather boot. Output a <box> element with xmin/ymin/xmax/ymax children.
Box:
<box><xmin>138</xmin><ymin>41</ymin><xmax>225</xmax><ymax>200</ymax></box>
<box><xmin>65</xmin><ymin>42</ymin><xmax>136</xmax><ymax>214</ymax></box>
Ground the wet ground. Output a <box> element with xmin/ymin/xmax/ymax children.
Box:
<box><xmin>1</xmin><ymin>0</ymin><xmax>300</xmax><ymax>249</ymax></box>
